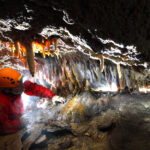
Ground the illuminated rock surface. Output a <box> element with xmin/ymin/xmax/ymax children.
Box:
<box><xmin>2</xmin><ymin>92</ymin><xmax>148</xmax><ymax>150</ymax></box>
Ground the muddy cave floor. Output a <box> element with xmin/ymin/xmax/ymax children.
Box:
<box><xmin>1</xmin><ymin>92</ymin><xmax>150</xmax><ymax>150</ymax></box>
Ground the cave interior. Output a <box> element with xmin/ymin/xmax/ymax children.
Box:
<box><xmin>0</xmin><ymin>0</ymin><xmax>150</xmax><ymax>150</ymax></box>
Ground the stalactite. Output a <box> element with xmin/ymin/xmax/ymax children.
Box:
<box><xmin>10</xmin><ymin>43</ymin><xmax>15</xmax><ymax>57</ymax></box>
<box><xmin>45</xmin><ymin>40</ymin><xmax>50</xmax><ymax>55</ymax></box>
<box><xmin>0</xmin><ymin>38</ymin><xmax>149</xmax><ymax>93</ymax></box>
<box><xmin>117</xmin><ymin>63</ymin><xmax>121</xmax><ymax>79</ymax></box>
<box><xmin>14</xmin><ymin>42</ymin><xmax>19</xmax><ymax>58</ymax></box>
<box><xmin>26</xmin><ymin>42</ymin><xmax>35</xmax><ymax>77</ymax></box>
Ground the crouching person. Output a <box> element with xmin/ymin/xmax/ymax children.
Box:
<box><xmin>0</xmin><ymin>68</ymin><xmax>64</xmax><ymax>149</ymax></box>
<box><xmin>0</xmin><ymin>67</ymin><xmax>57</xmax><ymax>134</ymax></box>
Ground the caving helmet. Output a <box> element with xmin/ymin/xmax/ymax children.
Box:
<box><xmin>0</xmin><ymin>68</ymin><xmax>22</xmax><ymax>88</ymax></box>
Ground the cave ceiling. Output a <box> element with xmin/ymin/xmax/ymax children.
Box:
<box><xmin>0</xmin><ymin>0</ymin><xmax>150</xmax><ymax>68</ymax></box>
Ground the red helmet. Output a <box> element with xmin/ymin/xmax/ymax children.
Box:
<box><xmin>0</xmin><ymin>68</ymin><xmax>22</xmax><ymax>88</ymax></box>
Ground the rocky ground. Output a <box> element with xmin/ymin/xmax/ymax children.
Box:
<box><xmin>1</xmin><ymin>92</ymin><xmax>150</xmax><ymax>150</ymax></box>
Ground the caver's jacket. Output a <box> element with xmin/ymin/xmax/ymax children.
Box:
<box><xmin>0</xmin><ymin>80</ymin><xmax>55</xmax><ymax>134</ymax></box>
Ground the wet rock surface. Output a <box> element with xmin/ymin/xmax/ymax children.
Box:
<box><xmin>1</xmin><ymin>92</ymin><xmax>150</xmax><ymax>150</ymax></box>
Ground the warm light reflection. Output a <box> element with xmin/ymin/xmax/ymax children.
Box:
<box><xmin>10</xmin><ymin>44</ymin><xmax>15</xmax><ymax>56</ymax></box>
<box><xmin>111</xmin><ymin>82</ymin><xmax>118</xmax><ymax>92</ymax></box>
<box><xmin>45</xmin><ymin>40</ymin><xmax>50</xmax><ymax>55</ymax></box>
<box><xmin>139</xmin><ymin>87</ymin><xmax>150</xmax><ymax>93</ymax></box>
<box><xmin>32</xmin><ymin>41</ymin><xmax>45</xmax><ymax>57</ymax></box>
<box><xmin>92</xmin><ymin>82</ymin><xmax>118</xmax><ymax>92</ymax></box>
<box><xmin>117</xmin><ymin>63</ymin><xmax>121</xmax><ymax>79</ymax></box>
<box><xmin>0</xmin><ymin>38</ymin><xmax>58</xmax><ymax>61</ymax></box>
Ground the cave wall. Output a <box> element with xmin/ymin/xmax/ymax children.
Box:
<box><xmin>0</xmin><ymin>0</ymin><xmax>150</xmax><ymax>61</ymax></box>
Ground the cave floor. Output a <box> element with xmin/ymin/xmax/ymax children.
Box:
<box><xmin>0</xmin><ymin>92</ymin><xmax>150</xmax><ymax>150</ymax></box>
